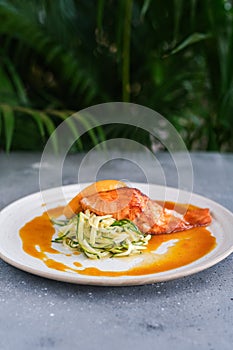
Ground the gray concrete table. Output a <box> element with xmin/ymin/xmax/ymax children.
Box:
<box><xmin>0</xmin><ymin>152</ymin><xmax>233</xmax><ymax>350</ymax></box>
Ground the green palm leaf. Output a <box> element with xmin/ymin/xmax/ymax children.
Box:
<box><xmin>0</xmin><ymin>0</ymin><xmax>99</xmax><ymax>101</ymax></box>
<box><xmin>1</xmin><ymin>104</ymin><xmax>15</xmax><ymax>152</ymax></box>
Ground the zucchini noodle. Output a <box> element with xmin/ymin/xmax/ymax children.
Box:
<box><xmin>51</xmin><ymin>210</ymin><xmax>151</xmax><ymax>259</ymax></box>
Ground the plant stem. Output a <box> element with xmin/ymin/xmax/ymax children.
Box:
<box><xmin>122</xmin><ymin>0</ymin><xmax>133</xmax><ymax>102</ymax></box>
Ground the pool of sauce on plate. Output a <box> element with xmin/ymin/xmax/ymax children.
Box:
<box><xmin>19</xmin><ymin>203</ymin><xmax>216</xmax><ymax>277</ymax></box>
<box><xmin>19</xmin><ymin>207</ymin><xmax>82</xmax><ymax>273</ymax></box>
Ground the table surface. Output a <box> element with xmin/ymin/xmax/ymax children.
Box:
<box><xmin>0</xmin><ymin>151</ymin><xmax>233</xmax><ymax>350</ymax></box>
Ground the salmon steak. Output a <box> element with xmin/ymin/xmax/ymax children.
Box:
<box><xmin>79</xmin><ymin>187</ymin><xmax>212</xmax><ymax>235</ymax></box>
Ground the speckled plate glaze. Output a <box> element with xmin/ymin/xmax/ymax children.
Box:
<box><xmin>0</xmin><ymin>183</ymin><xmax>233</xmax><ymax>286</ymax></box>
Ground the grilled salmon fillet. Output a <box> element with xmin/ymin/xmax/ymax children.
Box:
<box><xmin>80</xmin><ymin>187</ymin><xmax>212</xmax><ymax>234</ymax></box>
<box><xmin>80</xmin><ymin>187</ymin><xmax>150</xmax><ymax>221</ymax></box>
<box><xmin>63</xmin><ymin>180</ymin><xmax>127</xmax><ymax>218</ymax></box>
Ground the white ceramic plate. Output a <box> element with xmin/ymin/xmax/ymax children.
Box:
<box><xmin>0</xmin><ymin>183</ymin><xmax>233</xmax><ymax>286</ymax></box>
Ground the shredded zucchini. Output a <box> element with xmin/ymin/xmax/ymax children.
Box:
<box><xmin>51</xmin><ymin>210</ymin><xmax>151</xmax><ymax>259</ymax></box>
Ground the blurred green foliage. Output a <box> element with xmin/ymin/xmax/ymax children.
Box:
<box><xmin>0</xmin><ymin>0</ymin><xmax>232</xmax><ymax>152</ymax></box>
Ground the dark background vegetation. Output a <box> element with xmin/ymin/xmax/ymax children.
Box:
<box><xmin>0</xmin><ymin>0</ymin><xmax>233</xmax><ymax>152</ymax></box>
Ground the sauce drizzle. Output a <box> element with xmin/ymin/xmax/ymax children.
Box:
<box><xmin>19</xmin><ymin>203</ymin><xmax>216</xmax><ymax>277</ymax></box>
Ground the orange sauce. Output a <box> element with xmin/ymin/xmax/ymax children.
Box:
<box><xmin>44</xmin><ymin>259</ymin><xmax>82</xmax><ymax>273</ymax></box>
<box><xmin>156</xmin><ymin>201</ymin><xmax>198</xmax><ymax>212</ymax></box>
<box><xmin>19</xmin><ymin>203</ymin><xmax>216</xmax><ymax>277</ymax></box>
<box><xmin>77</xmin><ymin>227</ymin><xmax>215</xmax><ymax>277</ymax></box>
<box><xmin>19</xmin><ymin>207</ymin><xmax>82</xmax><ymax>274</ymax></box>
<box><xmin>19</xmin><ymin>212</ymin><xmax>59</xmax><ymax>260</ymax></box>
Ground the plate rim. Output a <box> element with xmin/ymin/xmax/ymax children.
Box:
<box><xmin>1</xmin><ymin>183</ymin><xmax>233</xmax><ymax>286</ymax></box>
